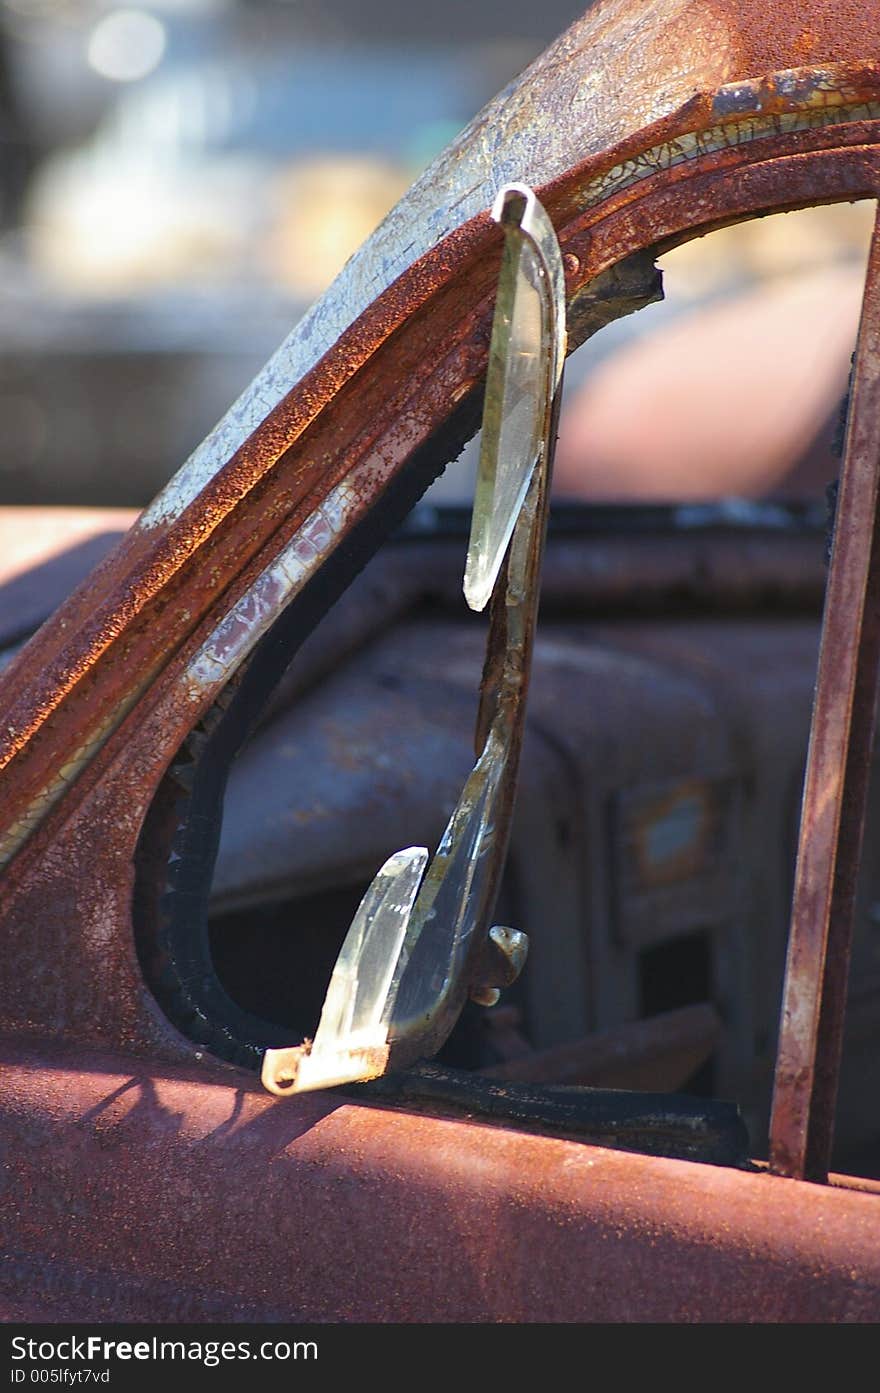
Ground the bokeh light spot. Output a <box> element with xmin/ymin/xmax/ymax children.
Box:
<box><xmin>87</xmin><ymin>9</ymin><xmax>167</xmax><ymax>84</ymax></box>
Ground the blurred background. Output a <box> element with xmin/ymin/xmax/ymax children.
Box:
<box><xmin>0</xmin><ymin>0</ymin><xmax>874</xmax><ymax>508</ymax></box>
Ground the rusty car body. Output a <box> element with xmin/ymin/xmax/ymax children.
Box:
<box><xmin>3</xmin><ymin>0</ymin><xmax>880</xmax><ymax>1322</ymax></box>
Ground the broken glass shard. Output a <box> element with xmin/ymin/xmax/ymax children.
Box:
<box><xmin>388</xmin><ymin>726</ymin><xmax>505</xmax><ymax>1039</ymax></box>
<box><xmin>261</xmin><ymin>183</ymin><xmax>566</xmax><ymax>1099</ymax></box>
<box><xmin>463</xmin><ymin>232</ymin><xmax>546</xmax><ymax>612</ymax></box>
<box><xmin>264</xmin><ymin>845</ymin><xmax>428</xmax><ymax>1093</ymax></box>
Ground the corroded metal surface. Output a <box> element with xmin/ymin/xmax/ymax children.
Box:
<box><xmin>770</xmin><ymin>209</ymin><xmax>880</xmax><ymax>1182</ymax></box>
<box><xmin>1</xmin><ymin>1043</ymin><xmax>879</xmax><ymax>1323</ymax></box>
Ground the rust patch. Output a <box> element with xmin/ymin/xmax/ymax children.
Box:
<box><xmin>1</xmin><ymin>1042</ymin><xmax>880</xmax><ymax>1321</ymax></box>
<box><xmin>770</xmin><ymin>207</ymin><xmax>880</xmax><ymax>1182</ymax></box>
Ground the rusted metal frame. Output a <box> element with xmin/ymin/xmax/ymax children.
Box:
<box><xmin>1</xmin><ymin>142</ymin><xmax>878</xmax><ymax>1068</ymax></box>
<box><xmin>1</xmin><ymin>81</ymin><xmax>878</xmax><ymax>874</ymax></box>
<box><xmin>2</xmin><ymin>126</ymin><xmax>878</xmax><ymax>899</ymax></box>
<box><xmin>769</xmin><ymin>205</ymin><xmax>880</xmax><ymax>1183</ymax></box>
<box><xmin>137</xmin><ymin>144</ymin><xmax>880</xmax><ymax>1075</ymax></box>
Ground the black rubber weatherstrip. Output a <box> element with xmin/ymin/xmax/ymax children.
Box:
<box><xmin>133</xmin><ymin>390</ymin><xmax>485</xmax><ymax>1069</ymax></box>
<box><xmin>360</xmin><ymin>1063</ymin><xmax>752</xmax><ymax>1169</ymax></box>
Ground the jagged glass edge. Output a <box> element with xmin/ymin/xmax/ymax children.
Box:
<box><xmin>305</xmin><ymin>845</ymin><xmax>428</xmax><ymax>1067</ymax></box>
<box><xmin>463</xmin><ymin>240</ymin><xmax>540</xmax><ymax>611</ymax></box>
<box><xmin>463</xmin><ymin>183</ymin><xmax>566</xmax><ymax>612</ymax></box>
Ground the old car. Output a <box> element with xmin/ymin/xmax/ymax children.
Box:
<box><xmin>2</xmin><ymin>0</ymin><xmax>880</xmax><ymax>1323</ymax></box>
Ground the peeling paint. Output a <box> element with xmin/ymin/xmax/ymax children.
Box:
<box><xmin>581</xmin><ymin>98</ymin><xmax>880</xmax><ymax>209</ymax></box>
<box><xmin>183</xmin><ymin>465</ymin><xmax>391</xmax><ymax>701</ymax></box>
